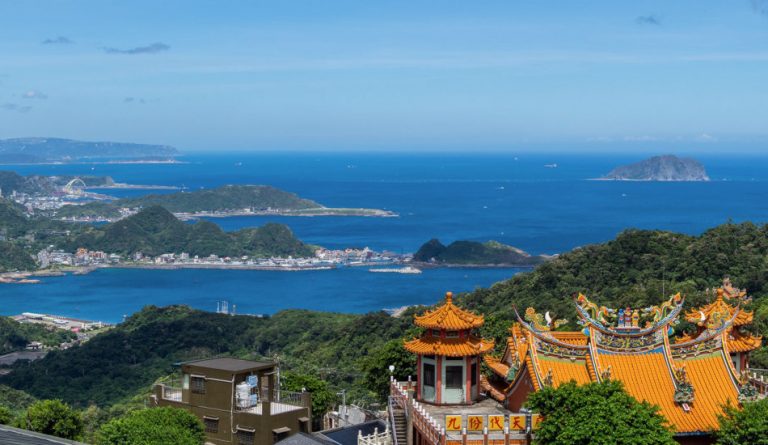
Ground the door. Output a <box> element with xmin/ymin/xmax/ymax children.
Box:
<box><xmin>422</xmin><ymin>362</ymin><xmax>436</xmax><ymax>402</ymax></box>
<box><xmin>443</xmin><ymin>364</ymin><xmax>464</xmax><ymax>404</ymax></box>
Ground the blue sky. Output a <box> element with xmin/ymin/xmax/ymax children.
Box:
<box><xmin>1</xmin><ymin>0</ymin><xmax>767</xmax><ymax>152</ymax></box>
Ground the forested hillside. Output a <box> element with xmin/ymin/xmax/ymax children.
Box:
<box><xmin>3</xmin><ymin>222</ymin><xmax>768</xmax><ymax>409</ymax></box>
<box><xmin>65</xmin><ymin>206</ymin><xmax>316</xmax><ymax>257</ymax></box>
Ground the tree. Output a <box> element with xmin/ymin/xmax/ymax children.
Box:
<box><xmin>526</xmin><ymin>380</ymin><xmax>676</xmax><ymax>445</ymax></box>
<box><xmin>281</xmin><ymin>371</ymin><xmax>336</xmax><ymax>428</ymax></box>
<box><xmin>360</xmin><ymin>339</ymin><xmax>416</xmax><ymax>401</ymax></box>
<box><xmin>0</xmin><ymin>405</ymin><xmax>13</xmax><ymax>425</ymax></box>
<box><xmin>97</xmin><ymin>407</ymin><xmax>205</xmax><ymax>445</ymax></box>
<box><xmin>17</xmin><ymin>399</ymin><xmax>83</xmax><ymax>440</ymax></box>
<box><xmin>717</xmin><ymin>398</ymin><xmax>768</xmax><ymax>445</ymax></box>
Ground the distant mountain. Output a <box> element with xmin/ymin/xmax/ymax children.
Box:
<box><xmin>600</xmin><ymin>155</ymin><xmax>709</xmax><ymax>181</ymax></box>
<box><xmin>65</xmin><ymin>206</ymin><xmax>316</xmax><ymax>258</ymax></box>
<box><xmin>0</xmin><ymin>138</ymin><xmax>178</xmax><ymax>163</ymax></box>
<box><xmin>0</xmin><ymin>170</ymin><xmax>115</xmax><ymax>195</ymax></box>
<box><xmin>413</xmin><ymin>239</ymin><xmax>550</xmax><ymax>266</ymax></box>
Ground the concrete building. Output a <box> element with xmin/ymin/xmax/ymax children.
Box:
<box><xmin>152</xmin><ymin>358</ymin><xmax>312</xmax><ymax>445</ymax></box>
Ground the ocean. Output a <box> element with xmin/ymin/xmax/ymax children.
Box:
<box><xmin>2</xmin><ymin>152</ymin><xmax>767</xmax><ymax>322</ymax></box>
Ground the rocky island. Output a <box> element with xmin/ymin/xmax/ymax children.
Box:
<box><xmin>599</xmin><ymin>155</ymin><xmax>709</xmax><ymax>181</ymax></box>
<box><xmin>54</xmin><ymin>184</ymin><xmax>397</xmax><ymax>221</ymax></box>
<box><xmin>413</xmin><ymin>238</ymin><xmax>550</xmax><ymax>266</ymax></box>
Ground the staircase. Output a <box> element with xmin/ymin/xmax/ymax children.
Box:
<box><xmin>391</xmin><ymin>408</ymin><xmax>407</xmax><ymax>445</ymax></box>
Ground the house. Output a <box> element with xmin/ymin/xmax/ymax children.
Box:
<box><xmin>152</xmin><ymin>357</ymin><xmax>312</xmax><ymax>445</ymax></box>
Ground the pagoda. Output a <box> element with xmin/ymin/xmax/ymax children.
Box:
<box><xmin>678</xmin><ymin>278</ymin><xmax>762</xmax><ymax>372</ymax></box>
<box><xmin>404</xmin><ymin>292</ymin><xmax>494</xmax><ymax>405</ymax></box>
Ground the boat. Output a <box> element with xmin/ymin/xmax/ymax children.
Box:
<box><xmin>544</xmin><ymin>163</ymin><xmax>558</xmax><ymax>168</ymax></box>
<box><xmin>369</xmin><ymin>266</ymin><xmax>422</xmax><ymax>274</ymax></box>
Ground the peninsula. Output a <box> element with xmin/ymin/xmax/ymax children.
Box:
<box><xmin>413</xmin><ymin>238</ymin><xmax>550</xmax><ymax>266</ymax></box>
<box><xmin>0</xmin><ymin>137</ymin><xmax>178</xmax><ymax>163</ymax></box>
<box><xmin>54</xmin><ymin>184</ymin><xmax>397</xmax><ymax>221</ymax></box>
<box><xmin>599</xmin><ymin>155</ymin><xmax>709</xmax><ymax>181</ymax></box>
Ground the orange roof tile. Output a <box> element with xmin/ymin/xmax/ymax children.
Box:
<box><xmin>414</xmin><ymin>292</ymin><xmax>485</xmax><ymax>330</ymax></box>
<box><xmin>404</xmin><ymin>334</ymin><xmax>494</xmax><ymax>357</ymax></box>
<box><xmin>483</xmin><ymin>355</ymin><xmax>511</xmax><ymax>379</ymax></box>
<box><xmin>550</xmin><ymin>331</ymin><xmax>588</xmax><ymax>346</ymax></box>
<box><xmin>594</xmin><ymin>350</ymin><xmax>690</xmax><ymax>431</ymax></box>
<box><xmin>536</xmin><ymin>354</ymin><xmax>591</xmax><ymax>387</ymax></box>
<box><xmin>480</xmin><ymin>375</ymin><xmax>507</xmax><ymax>402</ymax></box>
<box><xmin>674</xmin><ymin>352</ymin><xmax>739</xmax><ymax>432</ymax></box>
<box><xmin>726</xmin><ymin>332</ymin><xmax>762</xmax><ymax>353</ymax></box>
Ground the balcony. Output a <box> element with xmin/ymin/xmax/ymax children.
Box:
<box><xmin>155</xmin><ymin>384</ymin><xmax>309</xmax><ymax>416</ymax></box>
<box><xmin>236</xmin><ymin>389</ymin><xmax>308</xmax><ymax>415</ymax></box>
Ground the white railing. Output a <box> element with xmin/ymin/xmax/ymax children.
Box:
<box><xmin>162</xmin><ymin>385</ymin><xmax>182</xmax><ymax>401</ymax></box>
<box><xmin>359</xmin><ymin>426</ymin><xmax>392</xmax><ymax>445</ymax></box>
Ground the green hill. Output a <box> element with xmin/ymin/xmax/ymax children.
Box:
<box><xmin>413</xmin><ymin>238</ymin><xmax>549</xmax><ymax>265</ymax></box>
<box><xmin>66</xmin><ymin>205</ymin><xmax>316</xmax><ymax>257</ymax></box>
<box><xmin>3</xmin><ymin>221</ymin><xmax>768</xmax><ymax>408</ymax></box>
<box><xmin>56</xmin><ymin>185</ymin><xmax>321</xmax><ymax>219</ymax></box>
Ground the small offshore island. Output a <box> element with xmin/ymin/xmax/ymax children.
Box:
<box><xmin>413</xmin><ymin>238</ymin><xmax>551</xmax><ymax>267</ymax></box>
<box><xmin>598</xmin><ymin>154</ymin><xmax>710</xmax><ymax>181</ymax></box>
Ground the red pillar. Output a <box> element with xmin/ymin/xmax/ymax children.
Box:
<box><xmin>465</xmin><ymin>356</ymin><xmax>472</xmax><ymax>404</ymax></box>
<box><xmin>436</xmin><ymin>355</ymin><xmax>443</xmax><ymax>404</ymax></box>
<box><xmin>416</xmin><ymin>355</ymin><xmax>422</xmax><ymax>400</ymax></box>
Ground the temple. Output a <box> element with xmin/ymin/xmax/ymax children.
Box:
<box><xmin>482</xmin><ymin>278</ymin><xmax>763</xmax><ymax>444</ymax></box>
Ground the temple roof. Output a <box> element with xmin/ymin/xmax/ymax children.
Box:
<box><xmin>413</xmin><ymin>292</ymin><xmax>484</xmax><ymax>330</ymax></box>
<box><xmin>404</xmin><ymin>334</ymin><xmax>494</xmax><ymax>357</ymax></box>
<box><xmin>684</xmin><ymin>279</ymin><xmax>753</xmax><ymax>328</ymax></box>
<box><xmin>497</xmin><ymin>292</ymin><xmax>748</xmax><ymax>435</ymax></box>
<box><xmin>679</xmin><ymin>278</ymin><xmax>762</xmax><ymax>353</ymax></box>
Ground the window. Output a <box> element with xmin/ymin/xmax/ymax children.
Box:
<box><xmin>471</xmin><ymin>362</ymin><xmax>478</xmax><ymax>387</ymax></box>
<box><xmin>423</xmin><ymin>363</ymin><xmax>435</xmax><ymax>387</ymax></box>
<box><xmin>236</xmin><ymin>429</ymin><xmax>255</xmax><ymax>445</ymax></box>
<box><xmin>191</xmin><ymin>376</ymin><xmax>206</xmax><ymax>394</ymax></box>
<box><xmin>446</xmin><ymin>331</ymin><xmax>459</xmax><ymax>338</ymax></box>
<box><xmin>204</xmin><ymin>417</ymin><xmax>219</xmax><ymax>433</ymax></box>
<box><xmin>445</xmin><ymin>366</ymin><xmax>463</xmax><ymax>389</ymax></box>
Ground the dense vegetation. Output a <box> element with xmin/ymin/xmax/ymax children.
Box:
<box><xmin>716</xmin><ymin>398</ymin><xmax>768</xmax><ymax>445</ymax></box>
<box><xmin>15</xmin><ymin>399</ymin><xmax>84</xmax><ymax>440</ymax></box>
<box><xmin>64</xmin><ymin>205</ymin><xmax>316</xmax><ymax>257</ymax></box>
<box><xmin>414</xmin><ymin>238</ymin><xmax>548</xmax><ymax>265</ymax></box>
<box><xmin>0</xmin><ymin>316</ymin><xmax>77</xmax><ymax>355</ymax></box>
<box><xmin>2</xmin><ymin>221</ymin><xmax>768</xmax><ymax>414</ymax></box>
<box><xmin>0</xmin><ymin>305</ymin><xmax>414</xmax><ymax>408</ymax></box>
<box><xmin>96</xmin><ymin>407</ymin><xmax>205</xmax><ymax>445</ymax></box>
<box><xmin>56</xmin><ymin>184</ymin><xmax>322</xmax><ymax>218</ymax></box>
<box><xmin>528</xmin><ymin>381</ymin><xmax>676</xmax><ymax>445</ymax></box>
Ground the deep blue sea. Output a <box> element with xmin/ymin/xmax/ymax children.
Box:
<box><xmin>2</xmin><ymin>152</ymin><xmax>767</xmax><ymax>323</ymax></box>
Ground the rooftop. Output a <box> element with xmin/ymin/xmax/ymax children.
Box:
<box><xmin>414</xmin><ymin>292</ymin><xmax>485</xmax><ymax>331</ymax></box>
<box><xmin>180</xmin><ymin>357</ymin><xmax>275</xmax><ymax>373</ymax></box>
<box><xmin>0</xmin><ymin>425</ymin><xmax>87</xmax><ymax>445</ymax></box>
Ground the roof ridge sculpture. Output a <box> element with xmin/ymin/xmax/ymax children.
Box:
<box><xmin>574</xmin><ymin>292</ymin><xmax>684</xmax><ymax>336</ymax></box>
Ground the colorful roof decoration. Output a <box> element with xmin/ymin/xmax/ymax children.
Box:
<box><xmin>405</xmin><ymin>291</ymin><xmax>495</xmax><ymax>357</ymax></box>
<box><xmin>493</xmin><ymin>288</ymin><xmax>754</xmax><ymax>436</ymax></box>
<box><xmin>679</xmin><ymin>278</ymin><xmax>762</xmax><ymax>354</ymax></box>
<box><xmin>413</xmin><ymin>291</ymin><xmax>485</xmax><ymax>330</ymax></box>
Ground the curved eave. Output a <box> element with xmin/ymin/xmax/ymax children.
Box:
<box><xmin>403</xmin><ymin>336</ymin><xmax>495</xmax><ymax>357</ymax></box>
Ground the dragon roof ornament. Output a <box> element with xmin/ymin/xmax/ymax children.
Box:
<box><xmin>574</xmin><ymin>292</ymin><xmax>684</xmax><ymax>336</ymax></box>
